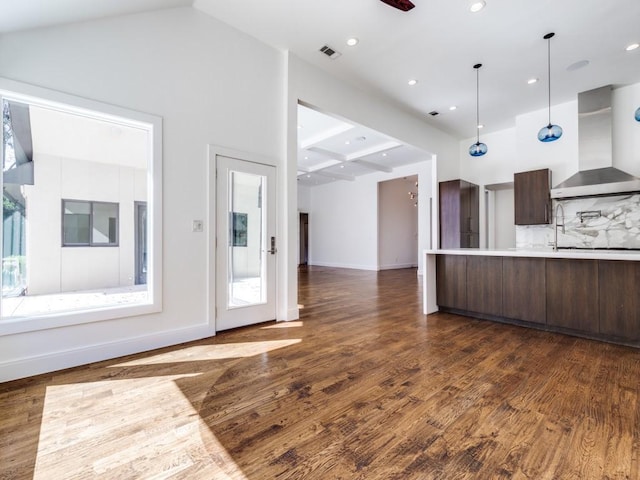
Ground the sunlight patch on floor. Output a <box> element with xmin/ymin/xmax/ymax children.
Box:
<box><xmin>261</xmin><ymin>321</ymin><xmax>304</xmax><ymax>329</ymax></box>
<box><xmin>110</xmin><ymin>339</ymin><xmax>302</xmax><ymax>367</ymax></box>
<box><xmin>34</xmin><ymin>375</ymin><xmax>248</xmax><ymax>479</ymax></box>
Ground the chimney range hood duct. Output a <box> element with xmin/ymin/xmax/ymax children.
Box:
<box><xmin>550</xmin><ymin>85</ymin><xmax>640</xmax><ymax>199</ymax></box>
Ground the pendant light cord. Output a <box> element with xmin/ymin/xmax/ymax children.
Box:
<box><xmin>476</xmin><ymin>66</ymin><xmax>480</xmax><ymax>143</ymax></box>
<box><xmin>547</xmin><ymin>36</ymin><xmax>551</xmax><ymax>126</ymax></box>
<box><xmin>474</xmin><ymin>63</ymin><xmax>482</xmax><ymax>144</ymax></box>
<box><xmin>543</xmin><ymin>32</ymin><xmax>555</xmax><ymax>127</ymax></box>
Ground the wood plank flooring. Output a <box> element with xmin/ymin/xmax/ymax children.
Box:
<box><xmin>2</xmin><ymin>266</ymin><xmax>640</xmax><ymax>479</ymax></box>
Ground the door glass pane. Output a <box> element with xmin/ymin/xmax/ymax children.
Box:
<box><xmin>228</xmin><ymin>170</ymin><xmax>265</xmax><ymax>308</ymax></box>
<box><xmin>63</xmin><ymin>201</ymin><xmax>91</xmax><ymax>245</ymax></box>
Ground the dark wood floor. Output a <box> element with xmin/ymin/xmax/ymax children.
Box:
<box><xmin>2</xmin><ymin>266</ymin><xmax>640</xmax><ymax>479</ymax></box>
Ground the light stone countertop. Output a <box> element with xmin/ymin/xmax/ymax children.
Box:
<box><xmin>425</xmin><ymin>248</ymin><xmax>640</xmax><ymax>261</ymax></box>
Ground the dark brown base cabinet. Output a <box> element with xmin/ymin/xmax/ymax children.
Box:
<box><xmin>466</xmin><ymin>256</ymin><xmax>502</xmax><ymax>316</ymax></box>
<box><xmin>599</xmin><ymin>260</ymin><xmax>640</xmax><ymax>340</ymax></box>
<box><xmin>436</xmin><ymin>254</ymin><xmax>640</xmax><ymax>346</ymax></box>
<box><xmin>502</xmin><ymin>257</ymin><xmax>546</xmax><ymax>324</ymax></box>
<box><xmin>546</xmin><ymin>259</ymin><xmax>599</xmax><ymax>334</ymax></box>
<box><xmin>436</xmin><ymin>255</ymin><xmax>466</xmax><ymax>310</ymax></box>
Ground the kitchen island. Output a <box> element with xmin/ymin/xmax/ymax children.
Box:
<box><xmin>424</xmin><ymin>248</ymin><xmax>640</xmax><ymax>346</ymax></box>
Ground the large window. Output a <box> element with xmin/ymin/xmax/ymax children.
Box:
<box><xmin>0</xmin><ymin>79</ymin><xmax>162</xmax><ymax>334</ymax></box>
<box><xmin>62</xmin><ymin>200</ymin><xmax>118</xmax><ymax>246</ymax></box>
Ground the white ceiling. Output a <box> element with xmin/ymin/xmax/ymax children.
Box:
<box><xmin>297</xmin><ymin>104</ymin><xmax>429</xmax><ymax>187</ymax></box>
<box><xmin>193</xmin><ymin>0</ymin><xmax>640</xmax><ymax>139</ymax></box>
<box><xmin>4</xmin><ymin>0</ymin><xmax>639</xmax><ymax>184</ymax></box>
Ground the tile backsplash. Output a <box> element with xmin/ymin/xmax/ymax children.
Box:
<box><xmin>516</xmin><ymin>194</ymin><xmax>640</xmax><ymax>249</ymax></box>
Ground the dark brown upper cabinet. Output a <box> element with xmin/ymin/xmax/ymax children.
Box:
<box><xmin>439</xmin><ymin>179</ymin><xmax>479</xmax><ymax>248</ymax></box>
<box><xmin>514</xmin><ymin>168</ymin><xmax>551</xmax><ymax>225</ymax></box>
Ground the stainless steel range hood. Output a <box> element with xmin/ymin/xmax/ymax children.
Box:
<box><xmin>550</xmin><ymin>85</ymin><xmax>640</xmax><ymax>199</ymax></box>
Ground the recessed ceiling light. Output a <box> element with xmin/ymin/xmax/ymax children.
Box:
<box><xmin>297</xmin><ymin>124</ymin><xmax>302</xmax><ymax>129</ymax></box>
<box><xmin>306</xmin><ymin>174</ymin><xmax>311</xmax><ymax>178</ymax></box>
<box><xmin>527</xmin><ymin>78</ymin><xmax>538</xmax><ymax>85</ymax></box>
<box><xmin>469</xmin><ymin>1</ymin><xmax>486</xmax><ymax>12</ymax></box>
<box><xmin>345</xmin><ymin>140</ymin><xmax>351</xmax><ymax>145</ymax></box>
<box><xmin>346</xmin><ymin>37</ymin><xmax>359</xmax><ymax>47</ymax></box>
<box><xmin>477</xmin><ymin>124</ymin><xmax>484</xmax><ymax>129</ymax></box>
<box><xmin>304</xmin><ymin>156</ymin><xmax>309</xmax><ymax>160</ymax></box>
<box><xmin>408</xmin><ymin>79</ymin><xmax>418</xmax><ymax>86</ymax></box>
<box><xmin>449</xmin><ymin>106</ymin><xmax>457</xmax><ymax>111</ymax></box>
<box><xmin>626</xmin><ymin>43</ymin><xmax>640</xmax><ymax>51</ymax></box>
<box><xmin>340</xmin><ymin>165</ymin><xmax>345</xmax><ymax>169</ymax></box>
<box><xmin>382</xmin><ymin>153</ymin><xmax>387</xmax><ymax>157</ymax></box>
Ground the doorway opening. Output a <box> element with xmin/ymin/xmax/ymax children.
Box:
<box><xmin>299</xmin><ymin>213</ymin><xmax>308</xmax><ymax>266</ymax></box>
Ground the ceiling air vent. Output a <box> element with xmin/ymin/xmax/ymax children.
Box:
<box><xmin>319</xmin><ymin>45</ymin><xmax>342</xmax><ymax>59</ymax></box>
<box><xmin>428</xmin><ymin>111</ymin><xmax>439</xmax><ymax>116</ymax></box>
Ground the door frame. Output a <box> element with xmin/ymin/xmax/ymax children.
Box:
<box><xmin>207</xmin><ymin>145</ymin><xmax>279</xmax><ymax>334</ymax></box>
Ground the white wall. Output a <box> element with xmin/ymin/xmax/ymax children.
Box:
<box><xmin>613</xmin><ymin>83</ymin><xmax>640</xmax><ymax>177</ymax></box>
<box><xmin>308</xmin><ymin>162</ymin><xmax>431</xmax><ymax>271</ymax></box>
<box><xmin>297</xmin><ymin>184</ymin><xmax>311</xmax><ymax>213</ymax></box>
<box><xmin>0</xmin><ymin>4</ymin><xmax>487</xmax><ymax>381</ymax></box>
<box><xmin>0</xmin><ymin>7</ymin><xmax>286</xmax><ymax>381</ymax></box>
<box><xmin>24</xmin><ymin>155</ymin><xmax>146</xmax><ymax>295</ymax></box>
<box><xmin>378</xmin><ymin>177</ymin><xmax>419</xmax><ymax>269</ymax></box>
<box><xmin>492</xmin><ymin>189</ymin><xmax>516</xmax><ymax>249</ymax></box>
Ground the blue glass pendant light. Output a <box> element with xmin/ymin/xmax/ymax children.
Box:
<box><xmin>538</xmin><ymin>32</ymin><xmax>563</xmax><ymax>142</ymax></box>
<box><xmin>469</xmin><ymin>63</ymin><xmax>488</xmax><ymax>157</ymax></box>
<box><xmin>635</xmin><ymin>106</ymin><xmax>640</xmax><ymax>122</ymax></box>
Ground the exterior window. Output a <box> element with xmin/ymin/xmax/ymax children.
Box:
<box><xmin>62</xmin><ymin>200</ymin><xmax>118</xmax><ymax>246</ymax></box>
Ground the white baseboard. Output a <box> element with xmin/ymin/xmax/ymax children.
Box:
<box><xmin>308</xmin><ymin>261</ymin><xmax>378</xmax><ymax>271</ymax></box>
<box><xmin>0</xmin><ymin>324</ymin><xmax>212</xmax><ymax>383</ymax></box>
<box><xmin>283</xmin><ymin>307</ymin><xmax>300</xmax><ymax>321</ymax></box>
<box><xmin>378</xmin><ymin>263</ymin><xmax>419</xmax><ymax>271</ymax></box>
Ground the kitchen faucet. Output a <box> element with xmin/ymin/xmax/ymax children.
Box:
<box><xmin>553</xmin><ymin>202</ymin><xmax>565</xmax><ymax>251</ymax></box>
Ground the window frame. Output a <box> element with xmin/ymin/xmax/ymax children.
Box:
<box><xmin>61</xmin><ymin>199</ymin><xmax>120</xmax><ymax>247</ymax></box>
<box><xmin>0</xmin><ymin>77</ymin><xmax>163</xmax><ymax>336</ymax></box>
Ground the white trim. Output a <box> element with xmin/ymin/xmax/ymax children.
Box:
<box><xmin>308</xmin><ymin>261</ymin><xmax>378</xmax><ymax>271</ymax></box>
<box><xmin>0</xmin><ymin>324</ymin><xmax>210</xmax><ymax>383</ymax></box>
<box><xmin>0</xmin><ymin>77</ymin><xmax>163</xmax><ymax>336</ymax></box>
<box><xmin>282</xmin><ymin>307</ymin><xmax>300</xmax><ymax>321</ymax></box>
<box><xmin>378</xmin><ymin>263</ymin><xmax>419</xmax><ymax>270</ymax></box>
<box><xmin>423</xmin><ymin>252</ymin><xmax>438</xmax><ymax>315</ymax></box>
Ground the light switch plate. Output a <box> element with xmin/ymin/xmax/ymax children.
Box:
<box><xmin>192</xmin><ymin>220</ymin><xmax>203</xmax><ymax>232</ymax></box>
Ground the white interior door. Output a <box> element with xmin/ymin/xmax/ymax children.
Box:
<box><xmin>216</xmin><ymin>155</ymin><xmax>276</xmax><ymax>330</ymax></box>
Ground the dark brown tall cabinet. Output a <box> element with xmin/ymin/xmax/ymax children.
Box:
<box><xmin>514</xmin><ymin>168</ymin><xmax>551</xmax><ymax>225</ymax></box>
<box><xmin>439</xmin><ymin>179</ymin><xmax>479</xmax><ymax>248</ymax></box>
